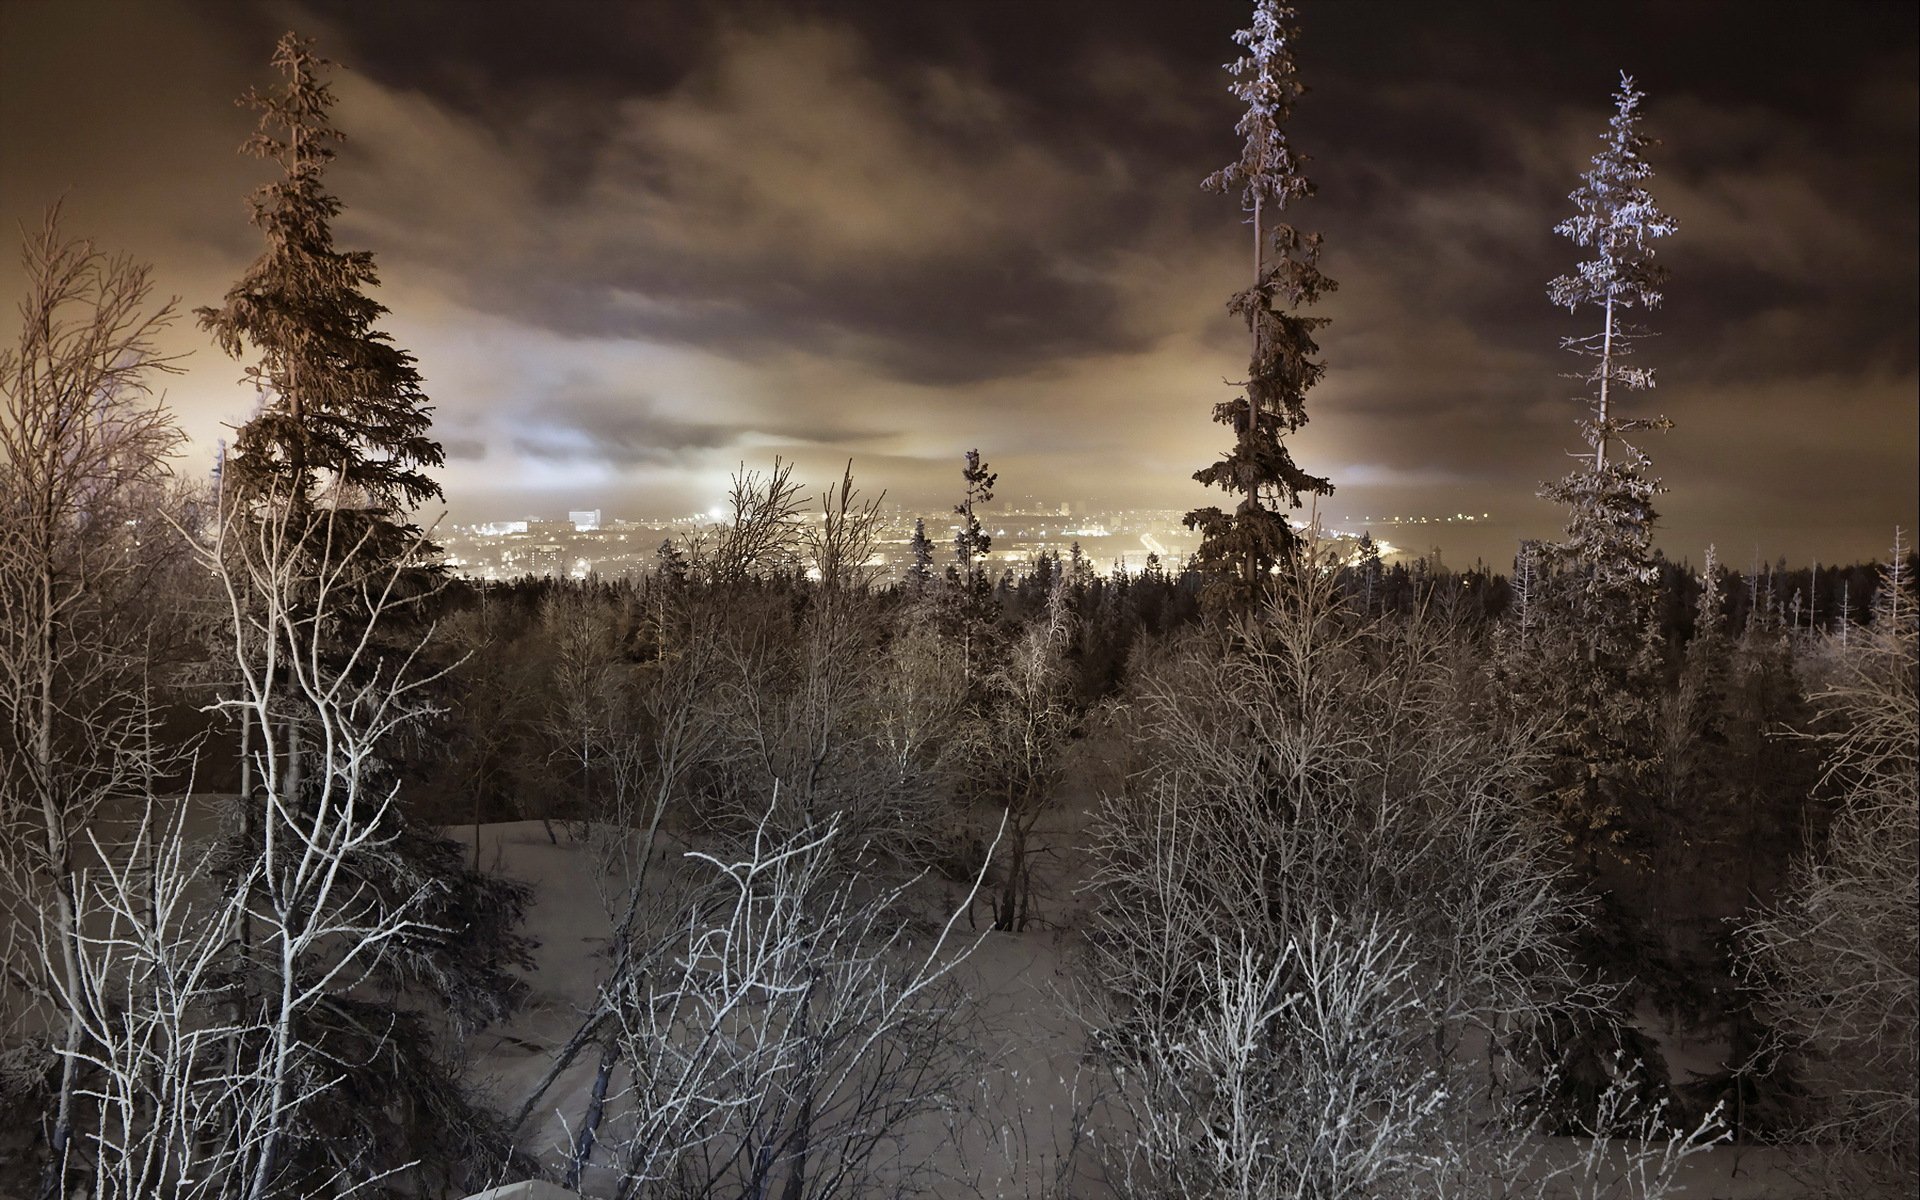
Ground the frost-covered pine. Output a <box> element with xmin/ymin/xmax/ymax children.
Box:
<box><xmin>1540</xmin><ymin>74</ymin><xmax>1678</xmax><ymax>660</ymax></box>
<box><xmin>1185</xmin><ymin>0</ymin><xmax>1335</xmax><ymax>610</ymax></box>
<box><xmin>1202</xmin><ymin>0</ymin><xmax>1310</xmax><ymax>220</ymax></box>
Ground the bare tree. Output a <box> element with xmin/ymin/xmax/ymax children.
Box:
<box><xmin>511</xmin><ymin>794</ymin><xmax>998</xmax><ymax>1199</ymax></box>
<box><xmin>1084</xmin><ymin>551</ymin><xmax>1716</xmax><ymax>1196</ymax></box>
<box><xmin>695</xmin><ymin>459</ymin><xmax>806</xmax><ymax>588</ymax></box>
<box><xmin>874</xmin><ymin>605</ymin><xmax>973</xmax><ymax>875</ymax></box>
<box><xmin>701</xmin><ymin>462</ymin><xmax>956</xmax><ymax>864</ymax></box>
<box><xmin>597</xmin><ymin>799</ymin><xmax>996</xmax><ymax>1200</ymax></box>
<box><xmin>18</xmin><ymin>490</ymin><xmax>480</xmax><ymax>1198</ymax></box>
<box><xmin>509</xmin><ymin>571</ymin><xmax>724</xmax><ymax>1182</ymax></box>
<box><xmin>804</xmin><ymin>462</ymin><xmax>884</xmax><ymax>594</ymax></box>
<box><xmin>975</xmin><ymin>576</ymin><xmax>1075</xmax><ymax>930</ymax></box>
<box><xmin>537</xmin><ymin>585</ymin><xmax>629</xmax><ymax>840</ymax></box>
<box><xmin>507</xmin><ymin>464</ymin><xmax>997</xmax><ymax>1196</ymax></box>
<box><xmin>201</xmin><ymin>499</ymin><xmax>458</xmax><ymax>1199</ymax></box>
<box><xmin>1742</xmin><ymin>533</ymin><xmax>1918</xmax><ymax>1194</ymax></box>
<box><xmin>1102</xmin><ymin>918</ymin><xmax>1445</xmax><ymax>1200</ymax></box>
<box><xmin>47</xmin><ymin>800</ymin><xmax>267</xmax><ymax>1200</ymax></box>
<box><xmin>0</xmin><ymin>208</ymin><xmax>186</xmax><ymax>1194</ymax></box>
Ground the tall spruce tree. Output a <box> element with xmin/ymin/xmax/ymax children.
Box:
<box><xmin>953</xmin><ymin>448</ymin><xmax>997</xmax><ymax>589</ymax></box>
<box><xmin>1185</xmin><ymin>0</ymin><xmax>1334</xmax><ymax>610</ymax></box>
<box><xmin>1540</xmin><ymin>74</ymin><xmax>1677</xmax><ymax>660</ymax></box>
<box><xmin>1522</xmin><ymin>74</ymin><xmax>1682</xmax><ymax>876</ymax></box>
<box><xmin>198</xmin><ymin>32</ymin><xmax>443</xmax><ymax>550</ymax></box>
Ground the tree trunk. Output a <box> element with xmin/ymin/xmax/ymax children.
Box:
<box><xmin>1246</xmin><ymin>194</ymin><xmax>1264</xmax><ymax>590</ymax></box>
<box><xmin>1595</xmin><ymin>293</ymin><xmax>1614</xmax><ymax>472</ymax></box>
<box><xmin>779</xmin><ymin>975</ymin><xmax>819</xmax><ymax>1200</ymax></box>
<box><xmin>566</xmin><ymin>1034</ymin><xmax>621</xmax><ymax>1189</ymax></box>
<box><xmin>38</xmin><ymin>877</ymin><xmax>82</xmax><ymax>1200</ymax></box>
<box><xmin>34</xmin><ymin>565</ymin><xmax>80</xmax><ymax>1200</ymax></box>
<box><xmin>996</xmin><ymin>822</ymin><xmax>1027</xmax><ymax>932</ymax></box>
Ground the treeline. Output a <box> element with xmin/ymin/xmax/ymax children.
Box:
<box><xmin>378</xmin><ymin>490</ymin><xmax>1915</xmax><ymax>1195</ymax></box>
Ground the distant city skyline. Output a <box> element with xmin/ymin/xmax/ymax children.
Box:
<box><xmin>4</xmin><ymin>1</ymin><xmax>1913</xmax><ymax>570</ymax></box>
<box><xmin>439</xmin><ymin>494</ymin><xmax>1575</xmax><ymax>591</ymax></box>
<box><xmin>445</xmin><ymin>488</ymin><xmax>1652</xmax><ymax>575</ymax></box>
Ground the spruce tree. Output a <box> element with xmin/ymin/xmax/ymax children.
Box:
<box><xmin>1185</xmin><ymin>0</ymin><xmax>1335</xmax><ymax>610</ymax></box>
<box><xmin>197</xmin><ymin>32</ymin><xmax>443</xmax><ymax>552</ymax></box>
<box><xmin>1352</xmin><ymin>530</ymin><xmax>1382</xmax><ymax>613</ymax></box>
<box><xmin>1540</xmin><ymin>74</ymin><xmax>1677</xmax><ymax>661</ymax></box>
<box><xmin>949</xmin><ymin>449</ymin><xmax>999</xmax><ymax>688</ymax></box>
<box><xmin>1527</xmin><ymin>75</ymin><xmax>1680</xmax><ymax>876</ymax></box>
<box><xmin>655</xmin><ymin>537</ymin><xmax>690</xmax><ymax>585</ymax></box>
<box><xmin>953</xmin><ymin>448</ymin><xmax>997</xmax><ymax>590</ymax></box>
<box><xmin>907</xmin><ymin>516</ymin><xmax>935</xmax><ymax>592</ymax></box>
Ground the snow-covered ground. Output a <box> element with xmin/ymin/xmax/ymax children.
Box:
<box><xmin>2</xmin><ymin>791</ymin><xmax>1849</xmax><ymax>1198</ymax></box>
<box><xmin>462</xmin><ymin>809</ymin><xmax>1827</xmax><ymax>1199</ymax></box>
<box><xmin>462</xmin><ymin>813</ymin><xmax>1104</xmax><ymax>1198</ymax></box>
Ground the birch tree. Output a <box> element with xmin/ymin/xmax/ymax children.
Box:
<box><xmin>1088</xmin><ymin>554</ymin><xmax>1722</xmax><ymax>1195</ymax></box>
<box><xmin>37</xmin><ymin>499</ymin><xmax>514</xmax><ymax>1199</ymax></box>
<box><xmin>0</xmin><ymin>210</ymin><xmax>187</xmax><ymax>1196</ymax></box>
<box><xmin>1090</xmin><ymin>555</ymin><xmax>1582</xmax><ymax>1195</ymax></box>
<box><xmin>975</xmin><ymin>577</ymin><xmax>1075</xmax><ymax>931</ymax></box>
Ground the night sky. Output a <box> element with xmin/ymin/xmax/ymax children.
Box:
<box><xmin>3</xmin><ymin>0</ymin><xmax>1914</xmax><ymax>567</ymax></box>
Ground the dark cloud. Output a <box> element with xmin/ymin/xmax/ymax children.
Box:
<box><xmin>500</xmin><ymin>376</ymin><xmax>906</xmax><ymax>472</ymax></box>
<box><xmin>307</xmin><ymin>14</ymin><xmax>1167</xmax><ymax>385</ymax></box>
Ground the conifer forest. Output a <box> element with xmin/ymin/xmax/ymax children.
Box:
<box><xmin>0</xmin><ymin>2</ymin><xmax>1914</xmax><ymax>1198</ymax></box>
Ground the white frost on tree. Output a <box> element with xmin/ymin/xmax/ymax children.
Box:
<box><xmin>1541</xmin><ymin>73</ymin><xmax>1679</xmax><ymax>658</ymax></box>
